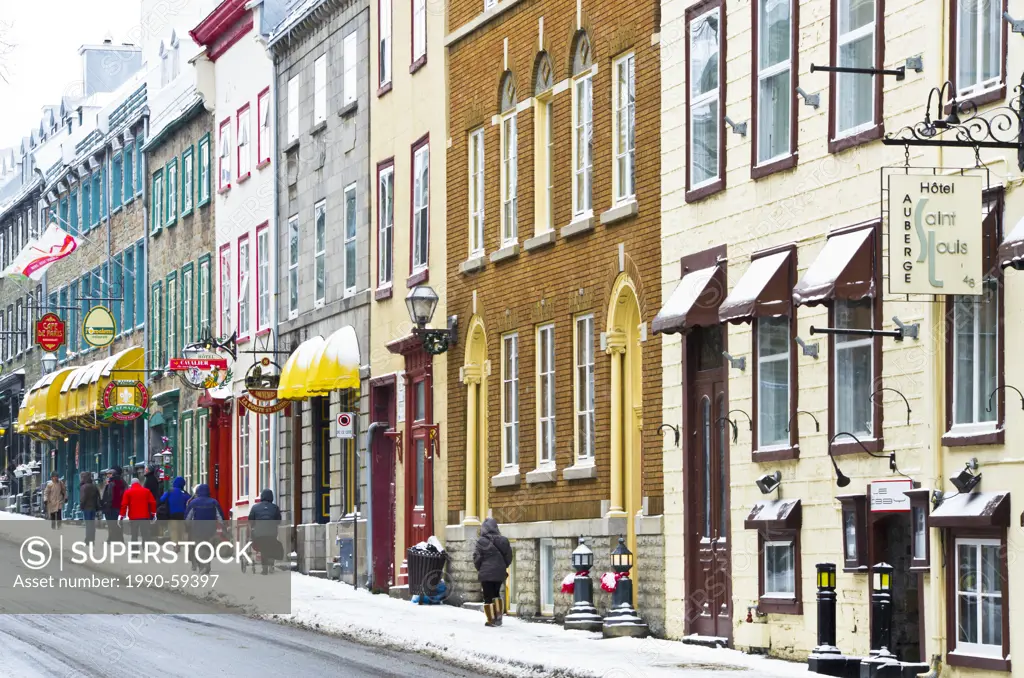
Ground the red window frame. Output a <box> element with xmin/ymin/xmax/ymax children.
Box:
<box><xmin>237</xmin><ymin>233</ymin><xmax>250</xmax><ymax>342</ymax></box>
<box><xmin>255</xmin><ymin>222</ymin><xmax>269</xmax><ymax>331</ymax></box>
<box><xmin>236</xmin><ymin>103</ymin><xmax>251</xmax><ymax>182</ymax></box>
<box><xmin>376</xmin><ymin>157</ymin><xmax>395</xmax><ymax>297</ymax></box>
<box><xmin>218</xmin><ymin>118</ymin><xmax>232</xmax><ymax>193</ymax></box>
<box><xmin>218</xmin><ymin>242</ymin><xmax>232</xmax><ymax>336</ymax></box>
<box><xmin>407</xmin><ymin>134</ymin><xmax>429</xmax><ymax>287</ymax></box>
<box><xmin>256</xmin><ymin>87</ymin><xmax>271</xmax><ymax>168</ymax></box>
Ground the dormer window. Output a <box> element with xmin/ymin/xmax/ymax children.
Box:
<box><xmin>170</xmin><ymin>31</ymin><xmax>180</xmax><ymax>80</ymax></box>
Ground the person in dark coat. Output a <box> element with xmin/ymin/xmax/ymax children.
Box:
<box><xmin>248</xmin><ymin>489</ymin><xmax>283</xmax><ymax>574</ymax></box>
<box><xmin>101</xmin><ymin>467</ymin><xmax>127</xmax><ymax>543</ymax></box>
<box><xmin>78</xmin><ymin>472</ymin><xmax>101</xmax><ymax>544</ymax></box>
<box><xmin>159</xmin><ymin>477</ymin><xmax>191</xmax><ymax>548</ymax></box>
<box><xmin>472</xmin><ymin>517</ymin><xmax>513</xmax><ymax>627</ymax></box>
<box><xmin>185</xmin><ymin>484</ymin><xmax>224</xmax><ymax>574</ymax></box>
<box><xmin>143</xmin><ymin>466</ymin><xmax>162</xmax><ymax>504</ymax></box>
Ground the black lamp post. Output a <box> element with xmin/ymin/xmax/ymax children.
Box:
<box><xmin>601</xmin><ymin>537</ymin><xmax>649</xmax><ymax>638</ymax></box>
<box><xmin>405</xmin><ymin>286</ymin><xmax>458</xmax><ymax>355</ymax></box>
<box><xmin>869</xmin><ymin>563</ymin><xmax>894</xmax><ymax>656</ymax></box>
<box><xmin>807</xmin><ymin>563</ymin><xmax>850</xmax><ymax>677</ymax></box>
<box><xmin>564</xmin><ymin>536</ymin><xmax>602</xmax><ymax>632</ymax></box>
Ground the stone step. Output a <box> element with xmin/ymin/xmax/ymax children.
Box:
<box><xmin>389</xmin><ymin>585</ymin><xmax>410</xmax><ymax>600</ymax></box>
<box><xmin>681</xmin><ymin>634</ymin><xmax>729</xmax><ymax>648</ymax></box>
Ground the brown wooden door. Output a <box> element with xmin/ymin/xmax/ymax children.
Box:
<box><xmin>686</xmin><ymin>328</ymin><xmax>732</xmax><ymax>639</ymax></box>
<box><xmin>405</xmin><ymin>373</ymin><xmax>433</xmax><ymax>547</ymax></box>
<box><xmin>370</xmin><ymin>380</ymin><xmax>396</xmax><ymax>591</ymax></box>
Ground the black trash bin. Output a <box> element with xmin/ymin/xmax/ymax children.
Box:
<box><xmin>406</xmin><ymin>547</ymin><xmax>447</xmax><ymax>598</ymax></box>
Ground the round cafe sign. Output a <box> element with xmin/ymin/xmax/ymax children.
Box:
<box><xmin>83</xmin><ymin>305</ymin><xmax>116</xmax><ymax>348</ymax></box>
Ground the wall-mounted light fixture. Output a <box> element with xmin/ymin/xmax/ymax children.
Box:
<box><xmin>785</xmin><ymin>410</ymin><xmax>820</xmax><ymax>434</ymax></box>
<box><xmin>987</xmin><ymin>384</ymin><xmax>1024</xmax><ymax>413</ymax></box>
<box><xmin>949</xmin><ymin>458</ymin><xmax>981</xmax><ymax>495</ymax></box>
<box><xmin>657</xmin><ymin>423</ymin><xmax>680</xmax><ymax>448</ymax></box>
<box><xmin>406</xmin><ymin>286</ymin><xmax>458</xmax><ymax>355</ymax></box>
<box><xmin>870</xmin><ymin>388</ymin><xmax>912</xmax><ymax>426</ymax></box>
<box><xmin>755</xmin><ymin>470</ymin><xmax>782</xmax><ymax>495</ymax></box>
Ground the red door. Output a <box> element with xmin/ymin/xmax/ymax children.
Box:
<box><xmin>405</xmin><ymin>371</ymin><xmax>433</xmax><ymax>547</ymax></box>
<box><xmin>686</xmin><ymin>326</ymin><xmax>732</xmax><ymax>640</ymax></box>
<box><xmin>370</xmin><ymin>379</ymin><xmax>396</xmax><ymax>592</ymax></box>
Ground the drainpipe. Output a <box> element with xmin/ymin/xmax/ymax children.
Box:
<box><xmin>364</xmin><ymin>420</ymin><xmax>388</xmax><ymax>590</ymax></box>
<box><xmin>141</xmin><ymin>113</ymin><xmax>150</xmax><ymax>469</ymax></box>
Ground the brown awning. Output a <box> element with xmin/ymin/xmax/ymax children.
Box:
<box><xmin>744</xmin><ymin>499</ymin><xmax>802</xmax><ymax>530</ymax></box>
<box><xmin>999</xmin><ymin>214</ymin><xmax>1024</xmax><ymax>269</ymax></box>
<box><xmin>719</xmin><ymin>250</ymin><xmax>792</xmax><ymax>324</ymax></box>
<box><xmin>652</xmin><ymin>264</ymin><xmax>725</xmax><ymax>335</ymax></box>
<box><xmin>929</xmin><ymin>492</ymin><xmax>1010</xmax><ymax>528</ymax></box>
<box><xmin>792</xmin><ymin>227</ymin><xmax>875</xmax><ymax>307</ymax></box>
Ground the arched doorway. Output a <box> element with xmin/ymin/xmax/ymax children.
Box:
<box><xmin>462</xmin><ymin>315</ymin><xmax>489</xmax><ymax>525</ymax></box>
<box><xmin>606</xmin><ymin>274</ymin><xmax>643</xmax><ymax>583</ymax></box>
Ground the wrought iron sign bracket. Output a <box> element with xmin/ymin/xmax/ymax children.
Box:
<box><xmin>810</xmin><ymin>56</ymin><xmax>922</xmax><ymax>81</ymax></box>
<box><xmin>810</xmin><ymin>316</ymin><xmax>919</xmax><ymax>342</ymax></box>
<box><xmin>657</xmin><ymin>423</ymin><xmax>680</xmax><ymax>447</ymax></box>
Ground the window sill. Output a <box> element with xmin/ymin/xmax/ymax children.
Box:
<box><xmin>952</xmin><ymin>85</ymin><xmax>1007</xmax><ymax>113</ymax></box>
<box><xmin>491</xmin><ymin>469</ymin><xmax>520</xmax><ymax>487</ymax></box>
<box><xmin>752</xmin><ymin>445</ymin><xmax>799</xmax><ymax>462</ymax></box>
<box><xmin>600</xmin><ymin>199</ymin><xmax>638</xmax><ymax>226</ymax></box>
<box><xmin>237</xmin><ymin>335</ymin><xmax>251</xmax><ymax>345</ymax></box>
<box><xmin>489</xmin><ymin>242</ymin><xmax>520</xmax><ymax>263</ymax></box>
<box><xmin>751</xmin><ymin>153</ymin><xmax>797</xmax><ymax>180</ymax></box>
<box><xmin>686</xmin><ymin>178</ymin><xmax>724</xmax><ymax>203</ymax></box>
<box><xmin>338</xmin><ymin>100</ymin><xmax>358</xmax><ymax>118</ymax></box>
<box><xmin>237</xmin><ymin>172</ymin><xmax>251</xmax><ymax>184</ymax></box>
<box><xmin>166</xmin><ymin>218</ymin><xmax>177</xmax><ymax>228</ymax></box>
<box><xmin>310</xmin><ymin>120</ymin><xmax>328</xmax><ymax>136</ymax></box>
<box><xmin>181</xmin><ymin>207</ymin><xmax>194</xmax><ymax>218</ymax></box>
<box><xmin>831</xmin><ymin>437</ymin><xmax>883</xmax><ymax>456</ymax></box>
<box><xmin>829</xmin><ymin>123</ymin><xmax>883</xmax><ymax>154</ymax></box>
<box><xmin>282</xmin><ymin>138</ymin><xmax>300</xmax><ymax>153</ymax></box>
<box><xmin>256</xmin><ymin>327</ymin><xmax>271</xmax><ymax>338</ymax></box>
<box><xmin>524</xmin><ymin>230</ymin><xmax>556</xmax><ymax>252</ymax></box>
<box><xmin>942</xmin><ymin>426</ymin><xmax>1004</xmax><ymax>447</ymax></box>
<box><xmin>525</xmin><ymin>466</ymin><xmax>557</xmax><ymax>484</ymax></box>
<box><xmin>257</xmin><ymin>159</ymin><xmax>271</xmax><ymax>170</ymax></box>
<box><xmin>409</xmin><ymin>55</ymin><xmax>427</xmax><ymax>75</ymax></box>
<box><xmin>406</xmin><ymin>269</ymin><xmax>428</xmax><ymax>287</ymax></box>
<box><xmin>758</xmin><ymin>596</ymin><xmax>802</xmax><ymax>615</ymax></box>
<box><xmin>560</xmin><ymin>216</ymin><xmax>595</xmax><ymax>239</ymax></box>
<box><xmin>218</xmin><ymin>185</ymin><xmax>231</xmax><ymax>195</ymax></box>
<box><xmin>843</xmin><ymin>564</ymin><xmax>869</xmax><ymax>574</ymax></box>
<box><xmin>563</xmin><ymin>463</ymin><xmax>597</xmax><ymax>481</ymax></box>
<box><xmin>459</xmin><ymin>256</ymin><xmax>486</xmax><ymax>275</ymax></box>
<box><xmin>375</xmin><ymin>285</ymin><xmax>393</xmax><ymax>301</ymax></box>
<box><xmin>112</xmin><ymin>205</ymin><xmax>124</xmax><ymax>217</ymax></box>
<box><xmin>946</xmin><ymin>650</ymin><xmax>1010</xmax><ymax>672</ymax></box>
<box><xmin>377</xmin><ymin>82</ymin><xmax>392</xmax><ymax>98</ymax></box>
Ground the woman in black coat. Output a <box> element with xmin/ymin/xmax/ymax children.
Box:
<box><xmin>472</xmin><ymin>518</ymin><xmax>512</xmax><ymax>627</ymax></box>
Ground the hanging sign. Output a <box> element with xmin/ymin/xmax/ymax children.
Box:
<box><xmin>237</xmin><ymin>394</ymin><xmax>290</xmax><ymax>415</ymax></box>
<box><xmin>82</xmin><ymin>305</ymin><xmax>116</xmax><ymax>347</ymax></box>
<box><xmin>35</xmin><ymin>313</ymin><xmax>66</xmax><ymax>352</ymax></box>
<box><xmin>336</xmin><ymin>412</ymin><xmax>355</xmax><ymax>439</ymax></box>
<box><xmin>170</xmin><ymin>345</ymin><xmax>232</xmax><ymax>390</ymax></box>
<box><xmin>869</xmin><ymin>479</ymin><xmax>913</xmax><ymax>513</ymax></box>
<box><xmin>101</xmin><ymin>380</ymin><xmax>150</xmax><ymax>422</ymax></box>
<box><xmin>887</xmin><ymin>173</ymin><xmax>983</xmax><ymax>296</ymax></box>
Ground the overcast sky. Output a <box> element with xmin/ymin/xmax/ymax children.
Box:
<box><xmin>0</xmin><ymin>1</ymin><xmax>142</xmax><ymax>150</ymax></box>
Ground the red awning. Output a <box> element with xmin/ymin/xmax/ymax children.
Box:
<box><xmin>793</xmin><ymin>227</ymin><xmax>875</xmax><ymax>306</ymax></box>
<box><xmin>719</xmin><ymin>250</ymin><xmax>792</xmax><ymax>323</ymax></box>
<box><xmin>929</xmin><ymin>492</ymin><xmax>1010</xmax><ymax>528</ymax></box>
<box><xmin>652</xmin><ymin>264</ymin><xmax>725</xmax><ymax>335</ymax></box>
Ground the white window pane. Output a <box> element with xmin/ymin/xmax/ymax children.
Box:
<box><xmin>758</xmin><ymin>70</ymin><xmax>790</xmax><ymax>162</ymax></box>
<box><xmin>691</xmin><ymin>100</ymin><xmax>718</xmax><ymax>185</ymax></box>
<box><xmin>759</xmin><ymin>0</ymin><xmax>791</xmax><ymax>69</ymax></box>
<box><xmin>690</xmin><ymin>11</ymin><xmax>720</xmax><ymax>98</ymax></box>
<box><xmin>764</xmin><ymin>542</ymin><xmax>795</xmax><ymax>594</ymax></box>
<box><xmin>757</xmin><ymin>316</ymin><xmax>789</xmax><ymax>446</ymax></box>
<box><xmin>839</xmin><ymin>0</ymin><xmax>873</xmax><ymax>33</ymax></box>
<box><xmin>838</xmin><ymin>34</ymin><xmax>874</xmax><ymax>133</ymax></box>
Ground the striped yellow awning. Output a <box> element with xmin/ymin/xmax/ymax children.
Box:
<box><xmin>87</xmin><ymin>347</ymin><xmax>145</xmax><ymax>413</ymax></box>
<box><xmin>51</xmin><ymin>346</ymin><xmax>145</xmax><ymax>428</ymax></box>
<box><xmin>278</xmin><ymin>335</ymin><xmax>325</xmax><ymax>401</ymax></box>
<box><xmin>308</xmin><ymin>326</ymin><xmax>361</xmax><ymax>395</ymax></box>
<box><xmin>18</xmin><ymin>367</ymin><xmax>77</xmax><ymax>440</ymax></box>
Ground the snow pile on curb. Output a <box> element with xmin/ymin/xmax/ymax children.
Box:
<box><xmin>0</xmin><ymin>512</ymin><xmax>39</xmax><ymax>521</ymax></box>
<box><xmin>270</xmin><ymin>573</ymin><xmax>826</xmax><ymax>678</ymax></box>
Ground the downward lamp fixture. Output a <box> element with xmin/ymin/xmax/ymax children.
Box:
<box><xmin>950</xmin><ymin>458</ymin><xmax>981</xmax><ymax>495</ymax></box>
<box><xmin>755</xmin><ymin>471</ymin><xmax>782</xmax><ymax>496</ymax></box>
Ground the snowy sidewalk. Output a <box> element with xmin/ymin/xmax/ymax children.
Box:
<box><xmin>273</xmin><ymin>574</ymin><xmax>826</xmax><ymax>678</ymax></box>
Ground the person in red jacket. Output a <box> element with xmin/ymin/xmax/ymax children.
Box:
<box><xmin>119</xmin><ymin>478</ymin><xmax>157</xmax><ymax>543</ymax></box>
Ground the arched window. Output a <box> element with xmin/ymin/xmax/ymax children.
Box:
<box><xmin>571</xmin><ymin>31</ymin><xmax>592</xmax><ymax>77</ymax></box>
<box><xmin>533</xmin><ymin>52</ymin><xmax>556</xmax><ymax>231</ymax></box>
<box><xmin>534</xmin><ymin>52</ymin><xmax>554</xmax><ymax>95</ymax></box>
<box><xmin>499</xmin><ymin>71</ymin><xmax>516</xmax><ymax>113</ymax></box>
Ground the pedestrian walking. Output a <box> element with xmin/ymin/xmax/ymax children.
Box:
<box><xmin>159</xmin><ymin>477</ymin><xmax>191</xmax><ymax>548</ymax></box>
<box><xmin>78</xmin><ymin>472</ymin><xmax>101</xmax><ymax>544</ymax></box>
<box><xmin>119</xmin><ymin>478</ymin><xmax>157</xmax><ymax>542</ymax></box>
<box><xmin>143</xmin><ymin>465</ymin><xmax>162</xmax><ymax>504</ymax></box>
<box><xmin>101</xmin><ymin>467</ymin><xmax>127</xmax><ymax>543</ymax></box>
<box><xmin>43</xmin><ymin>472</ymin><xmax>67</xmax><ymax>530</ymax></box>
<box><xmin>185</xmin><ymin>484</ymin><xmax>224</xmax><ymax>574</ymax></box>
<box><xmin>248</xmin><ymin>489</ymin><xmax>283</xmax><ymax>574</ymax></box>
<box><xmin>472</xmin><ymin>517</ymin><xmax>513</xmax><ymax>627</ymax></box>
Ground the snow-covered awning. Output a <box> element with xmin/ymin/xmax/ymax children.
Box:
<box><xmin>719</xmin><ymin>249</ymin><xmax>793</xmax><ymax>324</ymax></box>
<box><xmin>929</xmin><ymin>491</ymin><xmax>1010</xmax><ymax>528</ymax></box>
<box><xmin>793</xmin><ymin>227</ymin><xmax>875</xmax><ymax>307</ymax></box>
<box><xmin>652</xmin><ymin>264</ymin><xmax>725</xmax><ymax>335</ymax></box>
<box><xmin>743</xmin><ymin>499</ymin><xmax>801</xmax><ymax>530</ymax></box>
<box><xmin>999</xmin><ymin>214</ymin><xmax>1024</xmax><ymax>269</ymax></box>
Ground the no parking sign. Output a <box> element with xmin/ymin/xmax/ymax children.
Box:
<box><xmin>336</xmin><ymin>412</ymin><xmax>355</xmax><ymax>439</ymax></box>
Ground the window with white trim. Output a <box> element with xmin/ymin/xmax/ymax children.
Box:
<box><xmin>612</xmin><ymin>52</ymin><xmax>635</xmax><ymax>202</ymax></box>
<box><xmin>314</xmin><ymin>55</ymin><xmax>327</xmax><ymax>124</ymax></box>
<box><xmin>238</xmin><ymin>411</ymin><xmax>250</xmax><ymax>500</ymax></box>
<box><xmin>756</xmin><ymin>316</ymin><xmax>790</xmax><ymax>448</ymax></box>
<box><xmin>314</xmin><ymin>200</ymin><xmax>327</xmax><ymax>306</ymax></box>
<box><xmin>181</xmin><ymin>415</ymin><xmax>194</xmax><ymax>486</ymax></box>
<box><xmin>955</xmin><ymin>538</ymin><xmax>1004</xmax><ymax>658</ymax></box>
<box><xmin>501</xmin><ymin>332</ymin><xmax>519</xmax><ymax>469</ymax></box>
<box><xmin>689</xmin><ymin>6</ymin><xmax>721</xmax><ymax>188</ymax></box>
<box><xmin>379</xmin><ymin>0</ymin><xmax>392</xmax><ymax>87</ymax></box>
<box><xmin>257</xmin><ymin>228</ymin><xmax>270</xmax><ymax>329</ymax></box>
<box><xmin>539</xmin><ymin>538</ymin><xmax>555</xmax><ymax>615</ymax></box>
<box><xmin>182</xmin><ymin>266</ymin><xmax>193</xmax><ymax>345</ymax></box>
<box><xmin>537</xmin><ymin>323</ymin><xmax>555</xmax><ymax>465</ymax></box>
<box><xmin>238</xmin><ymin>236</ymin><xmax>250</xmax><ymax>338</ymax></box>
<box><xmin>218</xmin><ymin>120</ymin><xmax>231</xmax><ymax>190</ymax></box>
<box><xmin>258</xmin><ymin>414</ymin><xmax>271</xmax><ymax>491</ymax></box>
<box><xmin>378</xmin><ymin>166</ymin><xmax>394</xmax><ymax>287</ymax></box>
<box><xmin>500</xmin><ymin>113</ymin><xmax>517</xmax><ymax>245</ymax></box>
<box><xmin>533</xmin><ymin>94</ymin><xmax>554</xmax><ymax>232</ymax></box>
<box><xmin>344</xmin><ymin>182</ymin><xmax>357</xmax><ymax>294</ymax></box>
<box><xmin>197</xmin><ymin>411</ymin><xmax>209</xmax><ymax>487</ymax></box>
<box><xmin>237</xmin><ymin>106</ymin><xmax>251</xmax><ymax>177</ymax></box>
<box><xmin>344</xmin><ymin>33</ymin><xmax>357</xmax><ymax>106</ymax></box>
<box><xmin>468</xmin><ymin>129</ymin><xmax>485</xmax><ymax>256</ymax></box>
<box><xmin>258</xmin><ymin>89</ymin><xmax>271</xmax><ymax>165</ymax></box>
<box><xmin>288</xmin><ymin>215</ymin><xmax>299</xmax><ymax>317</ymax></box>
<box><xmin>287</xmin><ymin>76</ymin><xmax>300</xmax><ymax>142</ymax></box>
<box><xmin>834</xmin><ymin>298</ymin><xmax>874</xmax><ymax>437</ymax></box>
<box><xmin>571</xmin><ymin>35</ymin><xmax>593</xmax><ymax>217</ymax></box>
<box><xmin>755</xmin><ymin>0</ymin><xmax>793</xmax><ymax>164</ymax></box>
<box><xmin>835</xmin><ymin>0</ymin><xmax>876</xmax><ymax>136</ymax></box>
<box><xmin>955</xmin><ymin>0</ymin><xmax>1002</xmax><ymax>97</ymax></box>
<box><xmin>952</xmin><ymin>280</ymin><xmax>998</xmax><ymax>427</ymax></box>
<box><xmin>412</xmin><ymin>142</ymin><xmax>429</xmax><ymax>272</ymax></box>
<box><xmin>412</xmin><ymin>0</ymin><xmax>426</xmax><ymax>62</ymax></box>
<box><xmin>763</xmin><ymin>539</ymin><xmax>796</xmax><ymax>597</ymax></box>
<box><xmin>575</xmin><ymin>314</ymin><xmax>595</xmax><ymax>461</ymax></box>
<box><xmin>166</xmin><ymin>160</ymin><xmax>177</xmax><ymax>224</ymax></box>
<box><xmin>219</xmin><ymin>245</ymin><xmax>232</xmax><ymax>335</ymax></box>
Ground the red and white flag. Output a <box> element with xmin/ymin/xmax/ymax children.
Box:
<box><xmin>1</xmin><ymin>222</ymin><xmax>78</xmax><ymax>281</ymax></box>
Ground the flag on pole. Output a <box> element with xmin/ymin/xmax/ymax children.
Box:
<box><xmin>1</xmin><ymin>222</ymin><xmax>78</xmax><ymax>281</ymax></box>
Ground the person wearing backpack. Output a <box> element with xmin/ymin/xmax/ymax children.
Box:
<box><xmin>159</xmin><ymin>477</ymin><xmax>191</xmax><ymax>549</ymax></box>
<box><xmin>185</xmin><ymin>484</ymin><xmax>224</xmax><ymax>574</ymax></box>
<box><xmin>101</xmin><ymin>467</ymin><xmax>126</xmax><ymax>543</ymax></box>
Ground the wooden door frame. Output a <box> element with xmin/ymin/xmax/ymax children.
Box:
<box><xmin>369</xmin><ymin>374</ymin><xmax>397</xmax><ymax>591</ymax></box>
<box><xmin>400</xmin><ymin>345</ymin><xmax>434</xmax><ymax>552</ymax></box>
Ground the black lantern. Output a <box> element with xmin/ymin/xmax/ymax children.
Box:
<box><xmin>808</xmin><ymin>563</ymin><xmax>846</xmax><ymax>674</ymax></box>
<box><xmin>817</xmin><ymin>562</ymin><xmax>837</xmax><ymax>590</ymax></box>
<box><xmin>869</xmin><ymin>562</ymin><xmax>895</xmax><ymax>657</ymax></box>
<box><xmin>610</xmin><ymin>536</ymin><xmax>632</xmax><ymax>573</ymax></box>
<box><xmin>872</xmin><ymin>562</ymin><xmax>893</xmax><ymax>593</ymax></box>
<box><xmin>572</xmin><ymin>536</ymin><xmax>593</xmax><ymax>573</ymax></box>
<box><xmin>950</xmin><ymin>460</ymin><xmax>981</xmax><ymax>494</ymax></box>
<box><xmin>405</xmin><ymin>286</ymin><xmax>458</xmax><ymax>355</ymax></box>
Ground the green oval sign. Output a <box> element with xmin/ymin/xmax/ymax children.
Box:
<box><xmin>82</xmin><ymin>305</ymin><xmax>116</xmax><ymax>348</ymax></box>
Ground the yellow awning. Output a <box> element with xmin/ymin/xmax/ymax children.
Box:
<box><xmin>60</xmin><ymin>365</ymin><xmax>89</xmax><ymax>423</ymax></box>
<box><xmin>308</xmin><ymin>326</ymin><xmax>361</xmax><ymax>395</ymax></box>
<box><xmin>20</xmin><ymin>367</ymin><xmax>77</xmax><ymax>439</ymax></box>
<box><xmin>88</xmin><ymin>346</ymin><xmax>144</xmax><ymax>413</ymax></box>
<box><xmin>278</xmin><ymin>335</ymin><xmax>325</xmax><ymax>400</ymax></box>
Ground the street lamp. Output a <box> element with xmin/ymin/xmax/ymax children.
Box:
<box><xmin>565</xmin><ymin>536</ymin><xmax>602</xmax><ymax>632</ymax></box>
<box><xmin>41</xmin><ymin>352</ymin><xmax>57</xmax><ymax>375</ymax></box>
<box><xmin>405</xmin><ymin>286</ymin><xmax>458</xmax><ymax>355</ymax></box>
<box><xmin>869</xmin><ymin>563</ymin><xmax>895</xmax><ymax>658</ymax></box>
<box><xmin>602</xmin><ymin>537</ymin><xmax>648</xmax><ymax>638</ymax></box>
<box><xmin>808</xmin><ymin>563</ymin><xmax>847</xmax><ymax>675</ymax></box>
